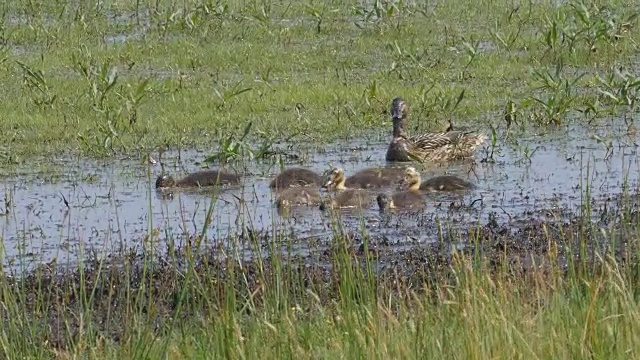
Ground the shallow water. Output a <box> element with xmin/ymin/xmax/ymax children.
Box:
<box><xmin>1</xmin><ymin>121</ymin><xmax>638</xmax><ymax>270</ymax></box>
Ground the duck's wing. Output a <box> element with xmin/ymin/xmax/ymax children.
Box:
<box><xmin>409</xmin><ymin>131</ymin><xmax>468</xmax><ymax>150</ymax></box>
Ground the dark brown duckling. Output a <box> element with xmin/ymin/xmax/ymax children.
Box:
<box><xmin>269</xmin><ymin>167</ymin><xmax>323</xmax><ymax>190</ymax></box>
<box><xmin>376</xmin><ymin>193</ymin><xmax>424</xmax><ymax>212</ymax></box>
<box><xmin>322</xmin><ymin>167</ymin><xmax>404</xmax><ymax>190</ymax></box>
<box><xmin>275</xmin><ymin>187</ymin><xmax>323</xmax><ymax>209</ymax></box>
<box><xmin>319</xmin><ymin>189</ymin><xmax>372</xmax><ymax>210</ymax></box>
<box><xmin>420</xmin><ymin>174</ymin><xmax>474</xmax><ymax>191</ymax></box>
<box><xmin>155</xmin><ymin>169</ymin><xmax>240</xmax><ymax>189</ymax></box>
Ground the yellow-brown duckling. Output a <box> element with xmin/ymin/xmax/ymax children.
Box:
<box><xmin>376</xmin><ymin>167</ymin><xmax>426</xmax><ymax>212</ymax></box>
<box><xmin>269</xmin><ymin>167</ymin><xmax>323</xmax><ymax>190</ymax></box>
<box><xmin>386</xmin><ymin>97</ymin><xmax>488</xmax><ymax>162</ymax></box>
<box><xmin>402</xmin><ymin>167</ymin><xmax>474</xmax><ymax>192</ymax></box>
<box><xmin>155</xmin><ymin>169</ymin><xmax>240</xmax><ymax>189</ymax></box>
<box><xmin>322</xmin><ymin>167</ymin><xmax>404</xmax><ymax>190</ymax></box>
<box><xmin>320</xmin><ymin>168</ymin><xmax>373</xmax><ymax>210</ymax></box>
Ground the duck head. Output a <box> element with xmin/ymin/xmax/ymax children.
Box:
<box><xmin>402</xmin><ymin>167</ymin><xmax>422</xmax><ymax>191</ymax></box>
<box><xmin>155</xmin><ymin>174</ymin><xmax>177</xmax><ymax>189</ymax></box>
<box><xmin>390</xmin><ymin>97</ymin><xmax>409</xmax><ymax>120</ymax></box>
<box><xmin>376</xmin><ymin>193</ymin><xmax>395</xmax><ymax>211</ymax></box>
<box><xmin>323</xmin><ymin>168</ymin><xmax>347</xmax><ymax>190</ymax></box>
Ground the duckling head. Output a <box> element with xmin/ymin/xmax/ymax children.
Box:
<box><xmin>402</xmin><ymin>167</ymin><xmax>422</xmax><ymax>191</ymax></box>
<box><xmin>376</xmin><ymin>193</ymin><xmax>395</xmax><ymax>211</ymax></box>
<box><xmin>155</xmin><ymin>174</ymin><xmax>177</xmax><ymax>189</ymax></box>
<box><xmin>390</xmin><ymin>97</ymin><xmax>409</xmax><ymax>120</ymax></box>
<box><xmin>323</xmin><ymin>168</ymin><xmax>346</xmax><ymax>190</ymax></box>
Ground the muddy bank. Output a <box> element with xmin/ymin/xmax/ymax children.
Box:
<box><xmin>4</xmin><ymin>197</ymin><xmax>640</xmax><ymax>350</ymax></box>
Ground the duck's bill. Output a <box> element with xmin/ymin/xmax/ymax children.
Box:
<box><xmin>391</xmin><ymin>108</ymin><xmax>403</xmax><ymax>120</ymax></box>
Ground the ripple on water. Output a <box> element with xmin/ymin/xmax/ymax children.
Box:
<box><xmin>1</xmin><ymin>122</ymin><xmax>639</xmax><ymax>271</ymax></box>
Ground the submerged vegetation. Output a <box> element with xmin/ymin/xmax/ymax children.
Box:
<box><xmin>1</xmin><ymin>0</ymin><xmax>640</xmax><ymax>358</ymax></box>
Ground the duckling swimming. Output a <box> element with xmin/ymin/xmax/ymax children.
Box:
<box><xmin>155</xmin><ymin>169</ymin><xmax>241</xmax><ymax>189</ymax></box>
<box><xmin>322</xmin><ymin>167</ymin><xmax>403</xmax><ymax>190</ymax></box>
<box><xmin>269</xmin><ymin>167</ymin><xmax>323</xmax><ymax>190</ymax></box>
<box><xmin>320</xmin><ymin>189</ymin><xmax>372</xmax><ymax>210</ymax></box>
<box><xmin>376</xmin><ymin>167</ymin><xmax>426</xmax><ymax>212</ymax></box>
<box><xmin>320</xmin><ymin>168</ymin><xmax>373</xmax><ymax>210</ymax></box>
<box><xmin>420</xmin><ymin>174</ymin><xmax>474</xmax><ymax>191</ymax></box>
<box><xmin>402</xmin><ymin>167</ymin><xmax>474</xmax><ymax>192</ymax></box>
<box><xmin>376</xmin><ymin>193</ymin><xmax>424</xmax><ymax>212</ymax></box>
<box><xmin>275</xmin><ymin>187</ymin><xmax>323</xmax><ymax>208</ymax></box>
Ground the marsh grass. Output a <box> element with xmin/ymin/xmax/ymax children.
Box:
<box><xmin>0</xmin><ymin>0</ymin><xmax>639</xmax><ymax>165</ymax></box>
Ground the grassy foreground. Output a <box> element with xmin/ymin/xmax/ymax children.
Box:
<box><xmin>0</xmin><ymin>0</ymin><xmax>638</xmax><ymax>163</ymax></box>
<box><xmin>2</xmin><ymin>185</ymin><xmax>640</xmax><ymax>359</ymax></box>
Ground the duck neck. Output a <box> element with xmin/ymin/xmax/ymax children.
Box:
<box><xmin>392</xmin><ymin>118</ymin><xmax>408</xmax><ymax>138</ymax></box>
<box><xmin>407</xmin><ymin>178</ymin><xmax>421</xmax><ymax>191</ymax></box>
<box><xmin>334</xmin><ymin>180</ymin><xmax>347</xmax><ymax>190</ymax></box>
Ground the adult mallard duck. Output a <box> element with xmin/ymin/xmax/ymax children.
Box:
<box><xmin>155</xmin><ymin>169</ymin><xmax>240</xmax><ymax>189</ymax></box>
<box><xmin>385</xmin><ymin>97</ymin><xmax>488</xmax><ymax>162</ymax></box>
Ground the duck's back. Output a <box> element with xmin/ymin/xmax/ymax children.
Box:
<box><xmin>420</xmin><ymin>175</ymin><xmax>474</xmax><ymax>191</ymax></box>
<box><xmin>391</xmin><ymin>190</ymin><xmax>425</xmax><ymax>209</ymax></box>
<box><xmin>177</xmin><ymin>170</ymin><xmax>240</xmax><ymax>187</ymax></box>
<box><xmin>332</xmin><ymin>189</ymin><xmax>372</xmax><ymax>208</ymax></box>
<box><xmin>276</xmin><ymin>187</ymin><xmax>322</xmax><ymax>207</ymax></box>
<box><xmin>270</xmin><ymin>168</ymin><xmax>323</xmax><ymax>189</ymax></box>
<box><xmin>345</xmin><ymin>167</ymin><xmax>405</xmax><ymax>188</ymax></box>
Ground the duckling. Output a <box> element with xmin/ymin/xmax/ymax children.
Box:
<box><xmin>322</xmin><ymin>167</ymin><xmax>403</xmax><ymax>189</ymax></box>
<box><xmin>155</xmin><ymin>169</ymin><xmax>240</xmax><ymax>189</ymax></box>
<box><xmin>275</xmin><ymin>187</ymin><xmax>323</xmax><ymax>208</ymax></box>
<box><xmin>269</xmin><ymin>167</ymin><xmax>323</xmax><ymax>190</ymax></box>
<box><xmin>420</xmin><ymin>175</ymin><xmax>474</xmax><ymax>191</ymax></box>
<box><xmin>319</xmin><ymin>190</ymin><xmax>372</xmax><ymax>210</ymax></box>
<box><xmin>320</xmin><ymin>168</ymin><xmax>373</xmax><ymax>209</ymax></box>
<box><xmin>376</xmin><ymin>167</ymin><xmax>426</xmax><ymax>212</ymax></box>
<box><xmin>386</xmin><ymin>97</ymin><xmax>488</xmax><ymax>162</ymax></box>
<box><xmin>402</xmin><ymin>167</ymin><xmax>474</xmax><ymax>192</ymax></box>
<box><xmin>377</xmin><ymin>193</ymin><xmax>424</xmax><ymax>212</ymax></box>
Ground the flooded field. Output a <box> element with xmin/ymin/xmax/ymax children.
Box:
<box><xmin>2</xmin><ymin>120</ymin><xmax>638</xmax><ymax>271</ymax></box>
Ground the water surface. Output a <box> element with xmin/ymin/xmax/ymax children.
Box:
<box><xmin>1</xmin><ymin>122</ymin><xmax>638</xmax><ymax>270</ymax></box>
